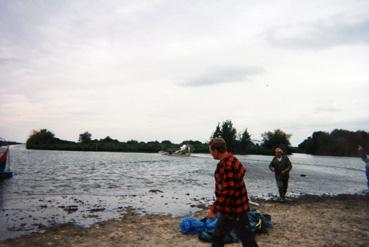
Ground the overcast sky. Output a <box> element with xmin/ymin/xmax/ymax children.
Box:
<box><xmin>1</xmin><ymin>0</ymin><xmax>368</xmax><ymax>145</ymax></box>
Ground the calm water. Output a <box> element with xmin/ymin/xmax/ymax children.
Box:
<box><xmin>0</xmin><ymin>145</ymin><xmax>367</xmax><ymax>240</ymax></box>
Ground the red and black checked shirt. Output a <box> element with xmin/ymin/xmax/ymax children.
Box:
<box><xmin>210</xmin><ymin>153</ymin><xmax>249</xmax><ymax>217</ymax></box>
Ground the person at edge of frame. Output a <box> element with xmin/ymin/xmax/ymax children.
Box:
<box><xmin>358</xmin><ymin>145</ymin><xmax>369</xmax><ymax>189</ymax></box>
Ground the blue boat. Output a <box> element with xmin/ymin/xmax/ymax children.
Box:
<box><xmin>0</xmin><ymin>147</ymin><xmax>13</xmax><ymax>179</ymax></box>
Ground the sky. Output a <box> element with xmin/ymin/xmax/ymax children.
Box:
<box><xmin>0</xmin><ymin>0</ymin><xmax>368</xmax><ymax>145</ymax></box>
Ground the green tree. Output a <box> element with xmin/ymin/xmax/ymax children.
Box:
<box><xmin>101</xmin><ymin>136</ymin><xmax>119</xmax><ymax>143</ymax></box>
<box><xmin>26</xmin><ymin>129</ymin><xmax>57</xmax><ymax>148</ymax></box>
<box><xmin>238</xmin><ymin>128</ymin><xmax>253</xmax><ymax>154</ymax></box>
<box><xmin>298</xmin><ymin>129</ymin><xmax>369</xmax><ymax>156</ymax></box>
<box><xmin>299</xmin><ymin>131</ymin><xmax>330</xmax><ymax>155</ymax></box>
<box><xmin>211</xmin><ymin>120</ymin><xmax>237</xmax><ymax>152</ymax></box>
<box><xmin>212</xmin><ymin>123</ymin><xmax>222</xmax><ymax>138</ymax></box>
<box><xmin>261</xmin><ymin>129</ymin><xmax>291</xmax><ymax>151</ymax></box>
<box><xmin>79</xmin><ymin>131</ymin><xmax>92</xmax><ymax>143</ymax></box>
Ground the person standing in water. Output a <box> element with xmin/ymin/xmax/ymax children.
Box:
<box><xmin>207</xmin><ymin>138</ymin><xmax>258</xmax><ymax>247</ymax></box>
<box><xmin>269</xmin><ymin>147</ymin><xmax>292</xmax><ymax>200</ymax></box>
<box><xmin>357</xmin><ymin>145</ymin><xmax>369</xmax><ymax>189</ymax></box>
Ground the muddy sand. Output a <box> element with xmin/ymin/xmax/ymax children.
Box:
<box><xmin>1</xmin><ymin>194</ymin><xmax>368</xmax><ymax>247</ymax></box>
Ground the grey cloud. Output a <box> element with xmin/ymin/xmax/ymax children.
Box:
<box><xmin>311</xmin><ymin>118</ymin><xmax>369</xmax><ymax>132</ymax></box>
<box><xmin>64</xmin><ymin>110</ymin><xmax>104</xmax><ymax>117</ymax></box>
<box><xmin>286</xmin><ymin>117</ymin><xmax>369</xmax><ymax>130</ymax></box>
<box><xmin>313</xmin><ymin>107</ymin><xmax>342</xmax><ymax>113</ymax></box>
<box><xmin>0</xmin><ymin>57</ymin><xmax>21</xmax><ymax>65</ymax></box>
<box><xmin>265</xmin><ymin>18</ymin><xmax>369</xmax><ymax>49</ymax></box>
<box><xmin>179</xmin><ymin>67</ymin><xmax>265</xmax><ymax>87</ymax></box>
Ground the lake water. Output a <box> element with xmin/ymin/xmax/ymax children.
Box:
<box><xmin>0</xmin><ymin>145</ymin><xmax>367</xmax><ymax>240</ymax></box>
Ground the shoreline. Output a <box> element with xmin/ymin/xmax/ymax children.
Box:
<box><xmin>9</xmin><ymin>144</ymin><xmax>364</xmax><ymax>158</ymax></box>
<box><xmin>1</xmin><ymin>194</ymin><xmax>368</xmax><ymax>247</ymax></box>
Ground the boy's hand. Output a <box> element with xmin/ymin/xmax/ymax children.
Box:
<box><xmin>207</xmin><ymin>209</ymin><xmax>215</xmax><ymax>219</ymax></box>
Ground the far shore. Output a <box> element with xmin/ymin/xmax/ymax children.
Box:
<box><xmin>10</xmin><ymin>144</ymin><xmax>366</xmax><ymax>158</ymax></box>
<box><xmin>1</xmin><ymin>194</ymin><xmax>368</xmax><ymax>247</ymax></box>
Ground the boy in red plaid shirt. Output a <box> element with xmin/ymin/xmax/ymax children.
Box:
<box><xmin>208</xmin><ymin>138</ymin><xmax>258</xmax><ymax>247</ymax></box>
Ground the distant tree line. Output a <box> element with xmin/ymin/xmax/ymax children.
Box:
<box><xmin>0</xmin><ymin>137</ymin><xmax>20</xmax><ymax>146</ymax></box>
<box><xmin>26</xmin><ymin>121</ymin><xmax>293</xmax><ymax>155</ymax></box>
<box><xmin>26</xmin><ymin>129</ymin><xmax>209</xmax><ymax>153</ymax></box>
<box><xmin>298</xmin><ymin>129</ymin><xmax>369</xmax><ymax>156</ymax></box>
<box><xmin>25</xmin><ymin>123</ymin><xmax>368</xmax><ymax>156</ymax></box>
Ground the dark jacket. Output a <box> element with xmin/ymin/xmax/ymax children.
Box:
<box><xmin>269</xmin><ymin>155</ymin><xmax>292</xmax><ymax>177</ymax></box>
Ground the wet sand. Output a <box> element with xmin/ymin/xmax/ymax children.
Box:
<box><xmin>1</xmin><ymin>194</ymin><xmax>368</xmax><ymax>247</ymax></box>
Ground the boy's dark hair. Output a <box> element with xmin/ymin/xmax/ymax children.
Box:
<box><xmin>209</xmin><ymin>138</ymin><xmax>227</xmax><ymax>153</ymax></box>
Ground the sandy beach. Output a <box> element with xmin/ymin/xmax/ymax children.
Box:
<box><xmin>1</xmin><ymin>194</ymin><xmax>368</xmax><ymax>247</ymax></box>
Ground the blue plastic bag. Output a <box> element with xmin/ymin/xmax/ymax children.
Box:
<box><xmin>179</xmin><ymin>217</ymin><xmax>205</xmax><ymax>234</ymax></box>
